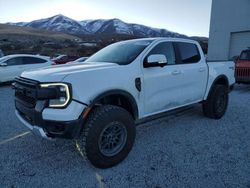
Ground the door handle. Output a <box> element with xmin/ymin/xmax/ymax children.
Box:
<box><xmin>199</xmin><ymin>67</ymin><xmax>206</xmax><ymax>72</ymax></box>
<box><xmin>172</xmin><ymin>70</ymin><xmax>181</xmax><ymax>75</ymax></box>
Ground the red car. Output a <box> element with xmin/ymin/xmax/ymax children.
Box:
<box><xmin>52</xmin><ymin>55</ymin><xmax>79</xmax><ymax>65</ymax></box>
<box><xmin>235</xmin><ymin>49</ymin><xmax>250</xmax><ymax>84</ymax></box>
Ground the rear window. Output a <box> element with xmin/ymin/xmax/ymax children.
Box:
<box><xmin>22</xmin><ymin>57</ymin><xmax>47</xmax><ymax>64</ymax></box>
<box><xmin>176</xmin><ymin>42</ymin><xmax>201</xmax><ymax>64</ymax></box>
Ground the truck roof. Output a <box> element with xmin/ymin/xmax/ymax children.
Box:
<box><xmin>122</xmin><ymin>37</ymin><xmax>198</xmax><ymax>44</ymax></box>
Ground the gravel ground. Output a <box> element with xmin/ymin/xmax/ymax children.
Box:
<box><xmin>0</xmin><ymin>84</ymin><xmax>250</xmax><ymax>188</ymax></box>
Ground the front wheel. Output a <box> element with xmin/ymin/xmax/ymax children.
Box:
<box><xmin>202</xmin><ymin>85</ymin><xmax>229</xmax><ymax>119</ymax></box>
<box><xmin>76</xmin><ymin>105</ymin><xmax>136</xmax><ymax>169</ymax></box>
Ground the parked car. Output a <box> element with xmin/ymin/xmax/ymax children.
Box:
<box><xmin>0</xmin><ymin>49</ymin><xmax>4</xmax><ymax>58</ymax></box>
<box><xmin>13</xmin><ymin>38</ymin><xmax>235</xmax><ymax>168</ymax></box>
<box><xmin>73</xmin><ymin>57</ymin><xmax>89</xmax><ymax>63</ymax></box>
<box><xmin>52</xmin><ymin>55</ymin><xmax>79</xmax><ymax>65</ymax></box>
<box><xmin>235</xmin><ymin>49</ymin><xmax>250</xmax><ymax>84</ymax></box>
<box><xmin>66</xmin><ymin>57</ymin><xmax>89</xmax><ymax>64</ymax></box>
<box><xmin>0</xmin><ymin>54</ymin><xmax>52</xmax><ymax>83</ymax></box>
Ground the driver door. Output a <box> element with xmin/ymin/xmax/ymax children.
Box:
<box><xmin>142</xmin><ymin>42</ymin><xmax>185</xmax><ymax>116</ymax></box>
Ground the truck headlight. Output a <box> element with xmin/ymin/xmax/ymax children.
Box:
<box><xmin>40</xmin><ymin>83</ymin><xmax>71</xmax><ymax>108</ymax></box>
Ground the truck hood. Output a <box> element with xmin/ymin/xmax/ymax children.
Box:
<box><xmin>21</xmin><ymin>62</ymin><xmax>118</xmax><ymax>82</ymax></box>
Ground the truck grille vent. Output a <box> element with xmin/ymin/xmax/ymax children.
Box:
<box><xmin>14</xmin><ymin>77</ymin><xmax>39</xmax><ymax>108</ymax></box>
<box><xmin>236</xmin><ymin>67</ymin><xmax>250</xmax><ymax>78</ymax></box>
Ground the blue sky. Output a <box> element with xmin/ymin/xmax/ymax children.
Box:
<box><xmin>0</xmin><ymin>0</ymin><xmax>212</xmax><ymax>37</ymax></box>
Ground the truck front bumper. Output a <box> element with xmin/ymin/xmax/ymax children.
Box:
<box><xmin>16</xmin><ymin>110</ymin><xmax>51</xmax><ymax>139</ymax></box>
<box><xmin>15</xmin><ymin>100</ymin><xmax>87</xmax><ymax>139</ymax></box>
<box><xmin>236</xmin><ymin>77</ymin><xmax>250</xmax><ymax>84</ymax></box>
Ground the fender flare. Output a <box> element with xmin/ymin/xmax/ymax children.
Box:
<box><xmin>205</xmin><ymin>75</ymin><xmax>229</xmax><ymax>99</ymax></box>
<box><xmin>88</xmin><ymin>89</ymin><xmax>139</xmax><ymax>119</ymax></box>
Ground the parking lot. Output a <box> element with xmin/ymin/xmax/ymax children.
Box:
<box><xmin>0</xmin><ymin>84</ymin><xmax>250</xmax><ymax>188</ymax></box>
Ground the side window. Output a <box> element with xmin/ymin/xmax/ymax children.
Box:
<box><xmin>33</xmin><ymin>58</ymin><xmax>47</xmax><ymax>64</ymax></box>
<box><xmin>61</xmin><ymin>56</ymin><xmax>67</xmax><ymax>61</ymax></box>
<box><xmin>22</xmin><ymin>57</ymin><xmax>47</xmax><ymax>64</ymax></box>
<box><xmin>176</xmin><ymin>42</ymin><xmax>201</xmax><ymax>64</ymax></box>
<box><xmin>147</xmin><ymin>42</ymin><xmax>176</xmax><ymax>65</ymax></box>
<box><xmin>5</xmin><ymin>57</ymin><xmax>23</xmax><ymax>66</ymax></box>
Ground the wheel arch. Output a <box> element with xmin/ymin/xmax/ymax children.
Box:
<box><xmin>87</xmin><ymin>89</ymin><xmax>139</xmax><ymax>120</ymax></box>
<box><xmin>205</xmin><ymin>75</ymin><xmax>229</xmax><ymax>100</ymax></box>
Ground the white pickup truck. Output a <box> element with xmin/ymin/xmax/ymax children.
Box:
<box><xmin>13</xmin><ymin>38</ymin><xmax>235</xmax><ymax>168</ymax></box>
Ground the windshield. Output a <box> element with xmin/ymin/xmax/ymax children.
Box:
<box><xmin>75</xmin><ymin>57</ymin><xmax>88</xmax><ymax>62</ymax></box>
<box><xmin>0</xmin><ymin>56</ymin><xmax>8</xmax><ymax>62</ymax></box>
<box><xmin>85</xmin><ymin>40</ymin><xmax>153</xmax><ymax>65</ymax></box>
<box><xmin>240</xmin><ymin>51</ymin><xmax>250</xmax><ymax>60</ymax></box>
<box><xmin>53</xmin><ymin>55</ymin><xmax>66</xmax><ymax>60</ymax></box>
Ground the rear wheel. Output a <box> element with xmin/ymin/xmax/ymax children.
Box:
<box><xmin>76</xmin><ymin>105</ymin><xmax>136</xmax><ymax>169</ymax></box>
<box><xmin>203</xmin><ymin>85</ymin><xmax>229</xmax><ymax>119</ymax></box>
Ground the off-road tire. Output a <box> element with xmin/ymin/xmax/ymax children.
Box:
<box><xmin>76</xmin><ymin>105</ymin><xmax>136</xmax><ymax>169</ymax></box>
<box><xmin>203</xmin><ymin>85</ymin><xmax>229</xmax><ymax>119</ymax></box>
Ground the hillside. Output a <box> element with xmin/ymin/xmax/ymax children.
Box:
<box><xmin>0</xmin><ymin>24</ymin><xmax>89</xmax><ymax>56</ymax></box>
<box><xmin>9</xmin><ymin>14</ymin><xmax>187</xmax><ymax>38</ymax></box>
<box><xmin>0</xmin><ymin>24</ymin><xmax>81</xmax><ymax>41</ymax></box>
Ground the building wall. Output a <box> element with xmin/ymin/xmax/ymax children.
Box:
<box><xmin>208</xmin><ymin>0</ymin><xmax>250</xmax><ymax>61</ymax></box>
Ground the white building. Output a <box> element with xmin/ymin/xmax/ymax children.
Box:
<box><xmin>208</xmin><ymin>0</ymin><xmax>250</xmax><ymax>61</ymax></box>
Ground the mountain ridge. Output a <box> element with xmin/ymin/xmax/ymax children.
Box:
<box><xmin>7</xmin><ymin>14</ymin><xmax>202</xmax><ymax>39</ymax></box>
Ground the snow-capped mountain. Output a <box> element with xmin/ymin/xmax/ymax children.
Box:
<box><xmin>13</xmin><ymin>14</ymin><xmax>89</xmax><ymax>34</ymax></box>
<box><xmin>8</xmin><ymin>14</ymin><xmax>187</xmax><ymax>38</ymax></box>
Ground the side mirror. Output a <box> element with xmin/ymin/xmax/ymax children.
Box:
<box><xmin>0</xmin><ymin>62</ymin><xmax>7</xmax><ymax>67</ymax></box>
<box><xmin>145</xmin><ymin>54</ymin><xmax>168</xmax><ymax>68</ymax></box>
<box><xmin>231</xmin><ymin>56</ymin><xmax>239</xmax><ymax>63</ymax></box>
<box><xmin>236</xmin><ymin>56</ymin><xmax>240</xmax><ymax>62</ymax></box>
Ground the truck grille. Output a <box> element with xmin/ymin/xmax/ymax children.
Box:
<box><xmin>14</xmin><ymin>77</ymin><xmax>39</xmax><ymax>108</ymax></box>
<box><xmin>236</xmin><ymin>67</ymin><xmax>250</xmax><ymax>78</ymax></box>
